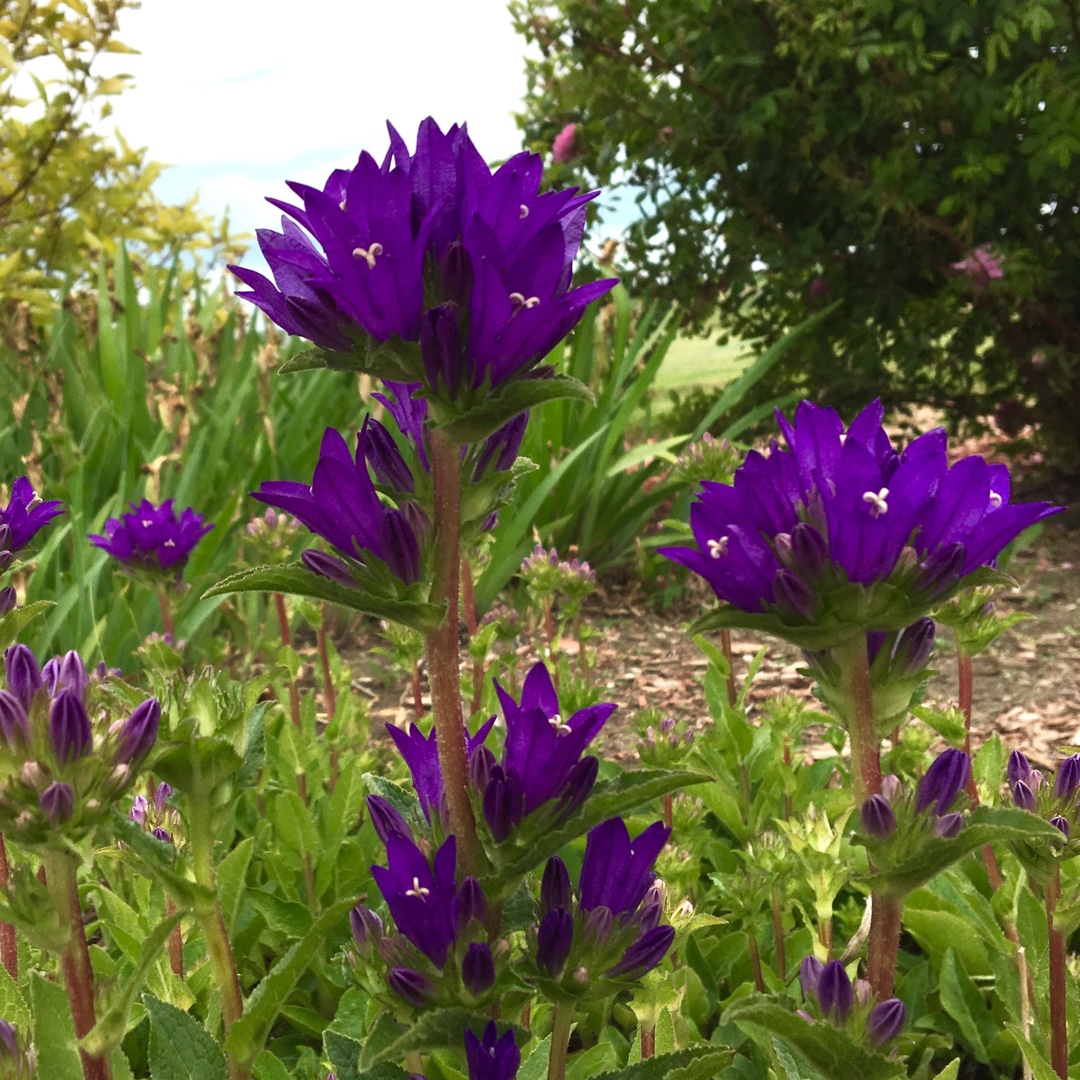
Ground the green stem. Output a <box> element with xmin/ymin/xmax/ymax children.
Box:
<box><xmin>547</xmin><ymin>1002</ymin><xmax>575</xmax><ymax>1080</ymax></box>
<box><xmin>1046</xmin><ymin>868</ymin><xmax>1068</xmax><ymax>1080</ymax></box>
<box><xmin>188</xmin><ymin>800</ymin><xmax>248</xmax><ymax>1080</ymax></box>
<box><xmin>833</xmin><ymin>636</ymin><xmax>881</xmax><ymax>806</ymax></box>
<box><xmin>43</xmin><ymin>851</ymin><xmax>111</xmax><ymax>1080</ymax></box>
<box><xmin>273</xmin><ymin>592</ymin><xmax>302</xmax><ymax>732</ymax></box>
<box><xmin>157</xmin><ymin>587</ymin><xmax>174</xmax><ymax>640</ymax></box>
<box><xmin>424</xmin><ymin>429</ymin><xmax>482</xmax><ymax>877</ymax></box>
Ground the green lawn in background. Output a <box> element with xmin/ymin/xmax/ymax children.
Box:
<box><xmin>654</xmin><ymin>331</ymin><xmax>749</xmax><ymax>392</ymax></box>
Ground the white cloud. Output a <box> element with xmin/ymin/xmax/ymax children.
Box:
<box><xmin>102</xmin><ymin>0</ymin><xmax>533</xmax><ymax>251</ymax></box>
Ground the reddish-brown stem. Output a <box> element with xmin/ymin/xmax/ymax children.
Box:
<box><xmin>0</xmin><ymin>832</ymin><xmax>16</xmax><ymax>980</ymax></box>
<box><xmin>771</xmin><ymin>889</ymin><xmax>786</xmax><ymax>981</ymax></box>
<box><xmin>318</xmin><ymin>603</ymin><xmax>336</xmax><ymax>721</ymax></box>
<box><xmin>1047</xmin><ymin>869</ymin><xmax>1068</xmax><ymax>1080</ymax></box>
<box><xmin>544</xmin><ymin>597</ymin><xmax>559</xmax><ymax>693</ymax></box>
<box><xmin>273</xmin><ymin>593</ymin><xmax>302</xmax><ymax>731</ymax></box>
<box><xmin>640</xmin><ymin>1026</ymin><xmax>656</xmax><ymax>1059</ymax></box>
<box><xmin>425</xmin><ymin>429</ymin><xmax>482</xmax><ymax>877</ymax></box>
<box><xmin>867</xmin><ymin>892</ymin><xmax>903</xmax><ymax>1001</ymax></box>
<box><xmin>575</xmin><ymin>614</ymin><xmax>588</xmax><ymax>677</ymax></box>
<box><xmin>166</xmin><ymin>899</ymin><xmax>183</xmax><ymax>977</ymax></box>
<box><xmin>747</xmin><ymin>933</ymin><xmax>765</xmax><ymax>992</ymax></box>
<box><xmin>663</xmin><ymin>792</ymin><xmax>673</xmax><ymax>830</ymax></box>
<box><xmin>719</xmin><ymin>628</ymin><xmax>737</xmax><ymax>706</ymax></box>
<box><xmin>157</xmin><ymin>587</ymin><xmax>174</xmax><ymax>639</ymax></box>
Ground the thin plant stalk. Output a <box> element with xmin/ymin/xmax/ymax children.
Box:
<box><xmin>425</xmin><ymin>429</ymin><xmax>483</xmax><ymax>877</ymax></box>
<box><xmin>747</xmin><ymin>933</ymin><xmax>765</xmax><ymax>992</ymax></box>
<box><xmin>663</xmin><ymin>793</ymin><xmax>673</xmax><ymax>830</ymax></box>
<box><xmin>273</xmin><ymin>593</ymin><xmax>302</xmax><ymax>733</ymax></box>
<box><xmin>771</xmin><ymin>888</ymin><xmax>786</xmax><ymax>981</ymax></box>
<box><xmin>166</xmin><ymin>899</ymin><xmax>183</xmax><ymax>978</ymax></box>
<box><xmin>547</xmin><ymin>1001</ymin><xmax>575</xmax><ymax>1080</ymax></box>
<box><xmin>544</xmin><ymin>596</ymin><xmax>559</xmax><ymax>693</ymax></box>
<box><xmin>719</xmin><ymin>628</ymin><xmax>737</xmax><ymax>707</ymax></box>
<box><xmin>318</xmin><ymin>602</ymin><xmax>336</xmax><ymax>720</ymax></box>
<box><xmin>0</xmin><ymin>833</ymin><xmax>15</xmax><ymax>980</ymax></box>
<box><xmin>157</xmin><ymin>587</ymin><xmax>174</xmax><ymax>639</ymax></box>
<box><xmin>43</xmin><ymin>851</ymin><xmax>111</xmax><ymax>1080</ymax></box>
<box><xmin>1046</xmin><ymin>867</ymin><xmax>1068</xmax><ymax>1080</ymax></box>
<box><xmin>640</xmin><ymin>1024</ymin><xmax>656</xmax><ymax>1059</ymax></box>
<box><xmin>411</xmin><ymin>662</ymin><xmax>425</xmax><ymax>719</ymax></box>
<box><xmin>1018</xmin><ymin>945</ymin><xmax>1034</xmax><ymax>1080</ymax></box>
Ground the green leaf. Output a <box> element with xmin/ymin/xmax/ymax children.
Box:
<box><xmin>203</xmin><ymin>564</ymin><xmax>445</xmax><ymax>633</ymax></box>
<box><xmin>363</xmin><ymin>774</ymin><xmax>426</xmax><ymax>835</ymax></box>
<box><xmin>0</xmin><ymin>601</ymin><xmax>53</xmax><ymax>651</ymax></box>
<box><xmin>109</xmin><ymin>811</ymin><xmax>216</xmax><ymax>911</ymax></box>
<box><xmin>278</xmin><ymin>339</ymin><xmax>421</xmax><ymax>382</ymax></box>
<box><xmin>83</xmin><ymin>909</ymin><xmax>185</xmax><ymax>1057</ymax></box>
<box><xmin>932</xmin><ymin>1062</ymin><xmax>960</xmax><ymax>1080</ymax></box>
<box><xmin>517</xmin><ymin>1035</ymin><xmax>552</xmax><ymax>1080</ymax></box>
<box><xmin>594</xmin><ymin>1047</ymin><xmax>734</xmax><ymax>1080</ymax></box>
<box><xmin>484</xmin><ymin>769</ymin><xmax>710</xmax><ymax>897</ymax></box>
<box><xmin>0</xmin><ymin>958</ymin><xmax>30</xmax><ymax>1032</ymax></box>
<box><xmin>324</xmin><ymin>1029</ymin><xmax>363</xmax><ymax>1080</ymax></box>
<box><xmin>1004</xmin><ymin>1024</ymin><xmax>1059</xmax><ymax>1080</ymax></box>
<box><xmin>216</xmin><ymin>837</ymin><xmax>255</xmax><ymax>936</ymax></box>
<box><xmin>224</xmin><ymin>896</ymin><xmax>356</xmax><ymax>1066</ymax></box>
<box><xmin>30</xmin><ymin>971</ymin><xmax>83</xmax><ymax>1080</ymax></box>
<box><xmin>938</xmin><ymin>948</ymin><xmax>992</xmax><ymax>1062</ymax></box>
<box><xmin>253</xmin><ymin>1051</ymin><xmax>293</xmax><ymax>1080</ymax></box>
<box><xmin>723</xmin><ymin>997</ymin><xmax>905</xmax><ymax>1079</ymax></box>
<box><xmin>436</xmin><ymin>374</ymin><xmax>594</xmax><ymax>444</ymax></box>
<box><xmin>359</xmin><ymin>1009</ymin><xmax>520</xmax><ymax>1070</ymax></box>
<box><xmin>144</xmin><ymin>995</ymin><xmax>229</xmax><ymax>1080</ymax></box>
<box><xmin>235</xmin><ymin>702</ymin><xmax>268</xmax><ymax>792</ymax></box>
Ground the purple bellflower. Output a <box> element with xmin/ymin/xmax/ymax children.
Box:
<box><xmin>660</xmin><ymin>400</ymin><xmax>1061</xmax><ymax>646</ymax></box>
<box><xmin>89</xmin><ymin>499</ymin><xmax>212</xmax><ymax>575</ymax></box>
<box><xmin>231</xmin><ymin>118</ymin><xmax>616</xmax><ymax>397</ymax></box>
<box><xmin>465</xmin><ymin>1022</ymin><xmax>520</xmax><ymax>1080</ymax></box>
<box><xmin>1</xmin><ymin>477</ymin><xmax>63</xmax><ymax>556</ymax></box>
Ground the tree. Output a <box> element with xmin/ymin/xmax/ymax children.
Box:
<box><xmin>512</xmin><ymin>0</ymin><xmax>1080</xmax><ymax>467</ymax></box>
<box><xmin>0</xmin><ymin>0</ymin><xmax>240</xmax><ymax>350</ymax></box>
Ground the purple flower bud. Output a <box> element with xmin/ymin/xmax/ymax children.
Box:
<box><xmin>0</xmin><ymin>588</ymin><xmax>15</xmax><ymax>617</ymax></box>
<box><xmin>915</xmin><ymin>748</ymin><xmax>970</xmax><ymax>816</ymax></box>
<box><xmin>660</xmin><ymin>718</ymin><xmax>676</xmax><ymax>734</ymax></box>
<box><xmin>796</xmin><ymin>1009</ymin><xmax>814</xmax><ymax>1023</ymax></box>
<box><xmin>0</xmin><ymin>525</ymin><xmax>11</xmax><ymax>554</ymax></box>
<box><xmin>482</xmin><ymin>766</ymin><xmax>524</xmax><ymax>842</ymax></box>
<box><xmin>367</xmin><ymin>795</ymin><xmax>413</xmax><ymax>845</ymax></box>
<box><xmin>541</xmin><ymin>857</ymin><xmax>572</xmax><ymax>916</ymax></box>
<box><xmin>1055</xmin><ymin>755</ymin><xmax>1080</xmax><ymax>801</ymax></box>
<box><xmin>439</xmin><ymin>242</ymin><xmax>474</xmax><ymax>309</ymax></box>
<box><xmin>684</xmin><ymin>729</ymin><xmax>694</xmax><ymax>746</ymax></box>
<box><xmin>866</xmin><ymin>998</ymin><xmax>906</xmax><ymax>1046</ymax></box>
<box><xmin>789</xmin><ymin>523</ymin><xmax>827</xmax><ymax>581</ymax></box>
<box><xmin>5</xmin><ymin>645</ymin><xmax>41</xmax><ymax>712</ymax></box>
<box><xmin>853</xmin><ymin>978</ymin><xmax>872</xmax><ymax>1007</ymax></box>
<box><xmin>40</xmin><ymin>781</ymin><xmax>74</xmax><ymax>824</ymax></box>
<box><xmin>934</xmin><ymin>812</ymin><xmax>963</xmax><ymax>838</ymax></box>
<box><xmin>818</xmin><ymin>960</ymin><xmax>853</xmax><ymax>1023</ymax></box>
<box><xmin>1030</xmin><ymin>769</ymin><xmax>1046</xmax><ymax>790</ymax></box>
<box><xmin>1012</xmin><ymin>781</ymin><xmax>1037</xmax><ymax>811</ymax></box>
<box><xmin>421</xmin><ymin>304</ymin><xmax>463</xmax><ymax>397</ymax></box>
<box><xmin>386</xmin><ymin>967</ymin><xmax>434</xmax><ymax>1008</ymax></box>
<box><xmin>0</xmin><ymin>690</ymin><xmax>29</xmax><ymax>752</ymax></box>
<box><xmin>1008</xmin><ymin>750</ymin><xmax>1032</xmax><ymax>787</ymax></box>
<box><xmin>1051</xmin><ymin>815</ymin><xmax>1071</xmax><ymax>837</ymax></box>
<box><xmin>880</xmin><ymin>775</ymin><xmax>902</xmax><ymax>803</ymax></box>
<box><xmin>800</xmin><ymin>955</ymin><xmax>824</xmax><ymax>1000</ymax></box>
<box><xmin>583</xmin><ymin>905</ymin><xmax>614</xmax><ymax>947</ymax></box>
<box><xmin>553</xmin><ymin>756</ymin><xmax>598</xmax><ymax>824</ymax></box>
<box><xmin>42</xmin><ymin>651</ymin><xmax>89</xmax><ymax>701</ymax></box>
<box><xmin>893</xmin><ymin>618</ymin><xmax>935</xmax><ymax>676</ymax></box>
<box><xmin>468</xmin><ymin>745</ymin><xmax>496</xmax><ymax>794</ymax></box>
<box><xmin>0</xmin><ymin>553</ymin><xmax>11</xmax><ymax>574</ymax></box>
<box><xmin>49</xmin><ymin>690</ymin><xmax>92</xmax><ymax>764</ymax></box>
<box><xmin>402</xmin><ymin>500</ymin><xmax>431</xmax><ymax>545</ymax></box>
<box><xmin>461</xmin><ymin>942</ymin><xmax>495</xmax><ymax>995</ymax></box>
<box><xmin>861</xmin><ymin>795</ymin><xmax>896</xmax><ymax>840</ymax></box>
<box><xmin>151</xmin><ymin>827</ymin><xmax>173</xmax><ymax>844</ymax></box>
<box><xmin>914</xmin><ymin>543</ymin><xmax>966</xmax><ymax>600</ymax></box>
<box><xmin>536</xmin><ymin>908</ymin><xmax>574</xmax><ymax>977</ymax></box>
<box><xmin>154</xmin><ymin>782</ymin><xmax>172</xmax><ymax>814</ymax></box>
<box><xmin>607</xmin><ymin>925</ymin><xmax>676</xmax><ymax>978</ymax></box>
<box><xmin>113</xmin><ymin>698</ymin><xmax>160</xmax><ymax>765</ymax></box>
<box><xmin>454</xmin><ymin>876</ymin><xmax>486</xmax><ymax>934</ymax></box>
<box><xmin>301</xmin><ymin>549</ymin><xmax>357</xmax><ymax>587</ymax></box>
<box><xmin>350</xmin><ymin>905</ymin><xmax>383</xmax><ymax>953</ymax></box>
<box><xmin>379</xmin><ymin>508</ymin><xmax>421</xmax><ymax>586</ymax></box>
<box><xmin>129</xmin><ymin>794</ymin><xmax>148</xmax><ymax>825</ymax></box>
<box><xmin>0</xmin><ymin>1019</ymin><xmax>16</xmax><ymax>1059</ymax></box>
<box><xmin>772</xmin><ymin>569</ymin><xmax>817</xmax><ymax>620</ymax></box>
<box><xmin>361</xmin><ymin>418</ymin><xmax>414</xmax><ymax>494</ymax></box>
<box><xmin>635</xmin><ymin>896</ymin><xmax>664</xmax><ymax>933</ymax></box>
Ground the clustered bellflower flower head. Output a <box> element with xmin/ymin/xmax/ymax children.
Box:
<box><xmin>0</xmin><ymin>477</ymin><xmax>63</xmax><ymax>561</ymax></box>
<box><xmin>1007</xmin><ymin>751</ymin><xmax>1080</xmax><ymax>872</ymax></box>
<box><xmin>799</xmin><ymin>957</ymin><xmax>906</xmax><ymax>1047</ymax></box>
<box><xmin>0</xmin><ymin>645</ymin><xmax>159</xmax><ymax>846</ymax></box>
<box><xmin>533</xmin><ymin>817</ymin><xmax>674</xmax><ymax>994</ymax></box>
<box><xmin>661</xmin><ymin>399</ymin><xmax>1061</xmax><ymax>649</ymax></box>
<box><xmin>89</xmin><ymin>499</ymin><xmax>212</xmax><ymax>580</ymax></box>
<box><xmin>231</xmin><ymin>117</ymin><xmax>616</xmax><ymax>414</ymax></box>
<box><xmin>465</xmin><ymin>1022</ymin><xmax>520</xmax><ymax>1080</ymax></box>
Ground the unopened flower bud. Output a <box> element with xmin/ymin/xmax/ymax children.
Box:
<box><xmin>151</xmin><ymin>827</ymin><xmax>173</xmax><ymax>844</ymax></box>
<box><xmin>583</xmin><ymin>905</ymin><xmax>614</xmax><ymax>947</ymax></box>
<box><xmin>301</xmin><ymin>549</ymin><xmax>356</xmax><ymax>586</ymax></box>
<box><xmin>361</xmin><ymin>417</ymin><xmax>414</xmax><ymax>494</ymax></box>
<box><xmin>800</xmin><ymin>954</ymin><xmax>823</xmax><ymax>1000</ymax></box>
<box><xmin>866</xmin><ymin>998</ymin><xmax>906</xmax><ymax>1046</ymax></box>
<box><xmin>934</xmin><ymin>812</ymin><xmax>963</xmax><ymax>838</ymax></box>
<box><xmin>366</xmin><ymin>795</ymin><xmax>413</xmax><ymax>845</ymax></box>
<box><xmin>0</xmin><ymin>690</ymin><xmax>29</xmax><ymax>752</ymax></box>
<box><xmin>40</xmin><ymin>781</ymin><xmax>74</xmax><ymax>824</ymax></box>
<box><xmin>541</xmin><ymin>856</ymin><xmax>572</xmax><ymax>916</ymax></box>
<box><xmin>0</xmin><ymin>588</ymin><xmax>15</xmax><ymax>617</ymax></box>
<box><xmin>350</xmin><ymin>905</ymin><xmax>383</xmax><ymax>953</ymax></box>
<box><xmin>461</xmin><ymin>942</ymin><xmax>495</xmax><ymax>995</ymax></box>
<box><xmin>1051</xmin><ymin>815</ymin><xmax>1071</xmax><ymax>837</ymax></box>
<box><xmin>5</xmin><ymin>645</ymin><xmax>41</xmax><ymax>712</ymax></box>
<box><xmin>818</xmin><ymin>960</ymin><xmax>853</xmax><ymax>1023</ymax></box>
<box><xmin>1055</xmin><ymin>755</ymin><xmax>1080</xmax><ymax>801</ymax></box>
<box><xmin>387</xmin><ymin>967</ymin><xmax>434</xmax><ymax>1008</ymax></box>
<box><xmin>790</xmin><ymin>523</ymin><xmax>827</xmax><ymax>581</ymax></box>
<box><xmin>18</xmin><ymin>761</ymin><xmax>42</xmax><ymax>787</ymax></box>
<box><xmin>893</xmin><ymin>618</ymin><xmax>935</xmax><ymax>676</ymax></box>
<box><xmin>50</xmin><ymin>690</ymin><xmax>92</xmax><ymax>764</ymax></box>
<box><xmin>454</xmin><ymin>876</ymin><xmax>486</xmax><ymax>933</ymax></box>
<box><xmin>605</xmin><ymin>924</ymin><xmax>675</xmax><ymax>978</ymax></box>
<box><xmin>536</xmin><ymin>908</ymin><xmax>574</xmax><ymax>976</ymax></box>
<box><xmin>554</xmin><ymin>756</ymin><xmax>598</xmax><ymax>823</ymax></box>
<box><xmin>861</xmin><ymin>795</ymin><xmax>896</xmax><ymax>840</ymax></box>
<box><xmin>154</xmin><ymin>782</ymin><xmax>173</xmax><ymax>814</ymax></box>
<box><xmin>915</xmin><ymin>748</ymin><xmax>970</xmax><ymax>816</ymax></box>
<box><xmin>1008</xmin><ymin>749</ymin><xmax>1032</xmax><ymax>787</ymax></box>
<box><xmin>1012</xmin><ymin>781</ymin><xmax>1036</xmax><ymax>812</ymax></box>
<box><xmin>43</xmin><ymin>651</ymin><xmax>89</xmax><ymax>701</ymax></box>
<box><xmin>468</xmin><ymin>745</ymin><xmax>496</xmax><ymax>793</ymax></box>
<box><xmin>1030</xmin><ymin>769</ymin><xmax>1046</xmax><ymax>790</ymax></box>
<box><xmin>880</xmin><ymin>775</ymin><xmax>902</xmax><ymax>803</ymax></box>
<box><xmin>772</xmin><ymin>569</ymin><xmax>817</xmax><ymax>620</ymax></box>
<box><xmin>130</xmin><ymin>795</ymin><xmax>148</xmax><ymax>825</ymax></box>
<box><xmin>113</xmin><ymin>698</ymin><xmax>160</xmax><ymax>764</ymax></box>
<box><xmin>482</xmin><ymin>766</ymin><xmax>523</xmax><ymax>842</ymax></box>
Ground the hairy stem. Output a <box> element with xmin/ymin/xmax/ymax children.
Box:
<box><xmin>157</xmin><ymin>587</ymin><xmax>174</xmax><ymax>640</ymax></box>
<box><xmin>866</xmin><ymin>892</ymin><xmax>903</xmax><ymax>1001</ymax></box>
<box><xmin>318</xmin><ymin>602</ymin><xmax>336</xmax><ymax>721</ymax></box>
<box><xmin>273</xmin><ymin>593</ymin><xmax>302</xmax><ymax>732</ymax></box>
<box><xmin>0</xmin><ymin>832</ymin><xmax>16</xmax><ymax>980</ymax></box>
<box><xmin>547</xmin><ymin>1001</ymin><xmax>575</xmax><ymax>1080</ymax></box>
<box><xmin>747</xmin><ymin>932</ymin><xmax>765</xmax><ymax>992</ymax></box>
<box><xmin>771</xmin><ymin>888</ymin><xmax>786</xmax><ymax>981</ymax></box>
<box><xmin>425</xmin><ymin>429</ymin><xmax>482</xmax><ymax>877</ymax></box>
<box><xmin>720</xmin><ymin>628</ymin><xmax>737</xmax><ymax>706</ymax></box>
<box><xmin>1046</xmin><ymin>869</ymin><xmax>1068</xmax><ymax>1080</ymax></box>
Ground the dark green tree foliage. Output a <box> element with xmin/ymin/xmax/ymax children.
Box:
<box><xmin>512</xmin><ymin>0</ymin><xmax>1080</xmax><ymax>464</ymax></box>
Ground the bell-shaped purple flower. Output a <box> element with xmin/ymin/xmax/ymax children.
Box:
<box><xmin>387</xmin><ymin>966</ymin><xmax>434</xmax><ymax>1008</ymax></box>
<box><xmin>605</xmin><ymin>924</ymin><xmax>675</xmax><ymax>978</ymax></box>
<box><xmin>462</xmin><ymin>942</ymin><xmax>495</xmax><ymax>995</ymax></box>
<box><xmin>861</xmin><ymin>795</ymin><xmax>896</xmax><ymax>839</ymax></box>
<box><xmin>464</xmin><ymin>1022</ymin><xmax>520</xmax><ymax>1080</ymax></box>
<box><xmin>579</xmin><ymin>818</ymin><xmax>670</xmax><ymax>916</ymax></box>
<box><xmin>0</xmin><ymin>477</ymin><xmax>63</xmax><ymax>553</ymax></box>
<box><xmin>483</xmin><ymin>766</ymin><xmax>524</xmax><ymax>842</ymax></box>
<box><xmin>89</xmin><ymin>499</ymin><xmax>212</xmax><ymax>573</ymax></box>
<box><xmin>866</xmin><ymin>998</ymin><xmax>906</xmax><ymax>1046</ymax></box>
<box><xmin>800</xmin><ymin>954</ymin><xmax>824</xmax><ymax>1000</ymax></box>
<box><xmin>915</xmin><ymin>748</ymin><xmax>970</xmax><ymax>817</ymax></box>
<box><xmin>1012</xmin><ymin>781</ymin><xmax>1037</xmax><ymax>812</ymax></box>
<box><xmin>818</xmin><ymin>959</ymin><xmax>853</xmax><ymax>1023</ymax></box>
<box><xmin>0</xmin><ymin>691</ymin><xmax>29</xmax><ymax>752</ymax></box>
<box><xmin>113</xmin><ymin>698</ymin><xmax>160</xmax><ymax>765</ymax></box>
<box><xmin>367</xmin><ymin>795</ymin><xmax>413</xmax><ymax>845</ymax></box>
<box><xmin>5</xmin><ymin>645</ymin><xmax>42</xmax><ymax>712</ymax></box>
<box><xmin>40</xmin><ymin>781</ymin><xmax>74</xmax><ymax>825</ymax></box>
<box><xmin>536</xmin><ymin>908</ymin><xmax>574</xmax><ymax>977</ymax></box>
<box><xmin>1055</xmin><ymin>755</ymin><xmax>1080</xmax><ymax>801</ymax></box>
<box><xmin>41</xmin><ymin>651</ymin><xmax>89</xmax><ymax>702</ymax></box>
<box><xmin>350</xmin><ymin>905</ymin><xmax>384</xmax><ymax>954</ymax></box>
<box><xmin>50</xmin><ymin>690</ymin><xmax>92</xmax><ymax>764</ymax></box>
<box><xmin>540</xmin><ymin>856</ymin><xmax>572</xmax><ymax>915</ymax></box>
<box><xmin>934</xmin><ymin>812</ymin><xmax>964</xmax><ymax>838</ymax></box>
<box><xmin>1008</xmin><ymin>750</ymin><xmax>1032</xmax><ymax>787</ymax></box>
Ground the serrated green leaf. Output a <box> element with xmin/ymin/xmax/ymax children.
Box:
<box><xmin>938</xmin><ymin>948</ymin><xmax>992</xmax><ymax>1062</ymax></box>
<box><xmin>436</xmin><ymin>374</ymin><xmax>594</xmax><ymax>443</ymax></box>
<box><xmin>484</xmin><ymin>769</ymin><xmax>710</xmax><ymax>897</ymax></box>
<box><xmin>0</xmin><ymin>601</ymin><xmax>53</xmax><ymax>651</ymax></box>
<box><xmin>204</xmin><ymin>564</ymin><xmax>445</xmax><ymax>633</ymax></box>
<box><xmin>518</xmin><ymin>1034</ymin><xmax>552</xmax><ymax>1080</ymax></box>
<box><xmin>216</xmin><ymin>837</ymin><xmax>255</xmax><ymax>936</ymax></box>
<box><xmin>932</xmin><ymin>1061</ymin><xmax>960</xmax><ymax>1080</ymax></box>
<box><xmin>224</xmin><ymin>896</ymin><xmax>356</xmax><ymax>1066</ymax></box>
<box><xmin>144</xmin><ymin>995</ymin><xmax>228</xmax><ymax>1080</ymax></box>
<box><xmin>723</xmin><ymin>997</ymin><xmax>905</xmax><ymax>1079</ymax></box>
<box><xmin>235</xmin><ymin>702</ymin><xmax>267</xmax><ymax>791</ymax></box>
<box><xmin>324</xmin><ymin>1029</ymin><xmax>362</xmax><ymax>1080</ymax></box>
<box><xmin>253</xmin><ymin>1050</ymin><xmax>293</xmax><ymax>1080</ymax></box>
<box><xmin>30</xmin><ymin>971</ymin><xmax>83</xmax><ymax>1080</ymax></box>
<box><xmin>1004</xmin><ymin>1025</ymin><xmax>1058</xmax><ymax>1080</ymax></box>
<box><xmin>363</xmin><ymin>774</ymin><xmax>427</xmax><ymax>835</ymax></box>
<box><xmin>359</xmin><ymin>1009</ymin><xmax>520</xmax><ymax>1070</ymax></box>
<box><xmin>594</xmin><ymin>1047</ymin><xmax>734</xmax><ymax>1080</ymax></box>
<box><xmin>278</xmin><ymin>339</ymin><xmax>420</xmax><ymax>382</ymax></box>
<box><xmin>0</xmin><ymin>958</ymin><xmax>30</xmax><ymax>1032</ymax></box>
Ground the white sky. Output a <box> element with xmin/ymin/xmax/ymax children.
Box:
<box><xmin>103</xmin><ymin>0</ymin><xmax>533</xmax><ymax>262</ymax></box>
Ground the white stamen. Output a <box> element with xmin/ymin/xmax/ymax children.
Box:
<box><xmin>339</xmin><ymin>199</ymin><xmax>347</xmax><ymax>211</ymax></box>
<box><xmin>509</xmin><ymin>292</ymin><xmax>526</xmax><ymax>306</ymax></box>
<box><xmin>519</xmin><ymin>204</ymin><xmax>529</xmax><ymax>219</ymax></box>
<box><xmin>548</xmin><ymin>713</ymin><xmax>572</xmax><ymax>737</ymax></box>
<box><xmin>989</xmin><ymin>491</ymin><xmax>1002</xmax><ymax>508</ymax></box>
<box><xmin>26</xmin><ymin>492</ymin><xmax>41</xmax><ymax>510</ymax></box>
<box><xmin>707</xmin><ymin>536</ymin><xmax>729</xmax><ymax>559</ymax></box>
<box><xmin>522</xmin><ymin>296</ymin><xmax>540</xmax><ymax>309</ymax></box>
<box><xmin>164</xmin><ymin>539</ymin><xmax>175</xmax><ymax>547</ymax></box>
<box><xmin>862</xmin><ymin>487</ymin><xmax>890</xmax><ymax>517</ymax></box>
<box><xmin>405</xmin><ymin>876</ymin><xmax>430</xmax><ymax>900</ymax></box>
<box><xmin>352</xmin><ymin>242</ymin><xmax>384</xmax><ymax>269</ymax></box>
<box><xmin>839</xmin><ymin>433</ymin><xmax>847</xmax><ymax>445</ymax></box>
